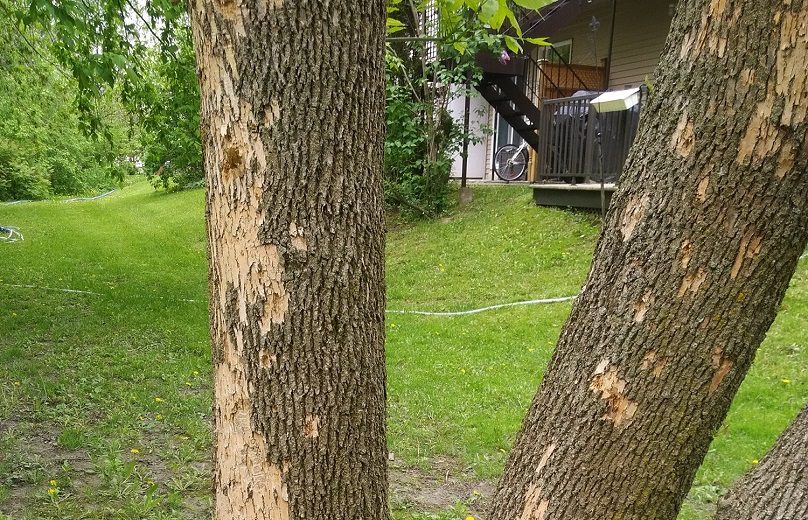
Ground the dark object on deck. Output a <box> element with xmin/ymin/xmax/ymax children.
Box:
<box><xmin>537</xmin><ymin>88</ymin><xmax>645</xmax><ymax>184</ymax></box>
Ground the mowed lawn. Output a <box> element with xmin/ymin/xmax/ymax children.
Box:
<box><xmin>0</xmin><ymin>179</ymin><xmax>805</xmax><ymax>519</ymax></box>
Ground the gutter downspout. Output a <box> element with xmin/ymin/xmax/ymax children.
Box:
<box><xmin>604</xmin><ymin>0</ymin><xmax>617</xmax><ymax>89</ymax></box>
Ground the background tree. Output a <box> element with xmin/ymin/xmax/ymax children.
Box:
<box><xmin>489</xmin><ymin>0</ymin><xmax>808</xmax><ymax>518</ymax></box>
<box><xmin>714</xmin><ymin>404</ymin><xmax>808</xmax><ymax>519</ymax></box>
<box><xmin>384</xmin><ymin>2</ymin><xmax>494</xmax><ymax>217</ymax></box>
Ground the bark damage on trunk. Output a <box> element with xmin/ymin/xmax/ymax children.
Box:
<box><xmin>188</xmin><ymin>1</ymin><xmax>388</xmax><ymax>518</ymax></box>
<box><xmin>490</xmin><ymin>1</ymin><xmax>808</xmax><ymax>519</ymax></box>
<box><xmin>714</xmin><ymin>404</ymin><xmax>808</xmax><ymax>520</ymax></box>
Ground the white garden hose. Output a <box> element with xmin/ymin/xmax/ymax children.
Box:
<box><xmin>385</xmin><ymin>295</ymin><xmax>577</xmax><ymax>316</ymax></box>
<box><xmin>0</xmin><ymin>226</ymin><xmax>23</xmax><ymax>243</ymax></box>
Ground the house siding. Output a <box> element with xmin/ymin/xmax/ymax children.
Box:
<box><xmin>546</xmin><ymin>2</ymin><xmax>612</xmax><ymax>75</ymax></box>
<box><xmin>547</xmin><ymin>0</ymin><xmax>673</xmax><ymax>91</ymax></box>
<box><xmin>608</xmin><ymin>0</ymin><xmax>672</xmax><ymax>88</ymax></box>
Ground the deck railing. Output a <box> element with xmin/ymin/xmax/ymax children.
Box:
<box><xmin>537</xmin><ymin>87</ymin><xmax>646</xmax><ymax>183</ymax></box>
<box><xmin>538</xmin><ymin>62</ymin><xmax>607</xmax><ymax>99</ymax></box>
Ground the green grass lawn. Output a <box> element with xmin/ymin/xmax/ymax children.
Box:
<box><xmin>0</xmin><ymin>179</ymin><xmax>805</xmax><ymax>519</ymax></box>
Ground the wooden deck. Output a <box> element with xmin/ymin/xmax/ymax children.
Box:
<box><xmin>530</xmin><ymin>182</ymin><xmax>616</xmax><ymax>209</ymax></box>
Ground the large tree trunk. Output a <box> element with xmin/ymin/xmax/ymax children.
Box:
<box><xmin>490</xmin><ymin>1</ymin><xmax>808</xmax><ymax>519</ymax></box>
<box><xmin>188</xmin><ymin>2</ymin><xmax>389</xmax><ymax>519</ymax></box>
<box><xmin>714</xmin><ymin>404</ymin><xmax>808</xmax><ymax>520</ymax></box>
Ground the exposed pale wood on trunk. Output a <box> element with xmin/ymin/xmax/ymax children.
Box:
<box><xmin>187</xmin><ymin>0</ymin><xmax>389</xmax><ymax>518</ymax></box>
<box><xmin>490</xmin><ymin>0</ymin><xmax>808</xmax><ymax>518</ymax></box>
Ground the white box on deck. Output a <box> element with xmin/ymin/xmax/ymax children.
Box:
<box><xmin>590</xmin><ymin>88</ymin><xmax>641</xmax><ymax>113</ymax></box>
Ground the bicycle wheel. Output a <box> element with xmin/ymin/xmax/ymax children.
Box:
<box><xmin>494</xmin><ymin>144</ymin><xmax>528</xmax><ymax>181</ymax></box>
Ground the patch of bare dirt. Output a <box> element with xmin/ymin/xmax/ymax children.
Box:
<box><xmin>0</xmin><ymin>419</ymin><xmax>96</xmax><ymax>514</ymax></box>
<box><xmin>389</xmin><ymin>457</ymin><xmax>495</xmax><ymax>518</ymax></box>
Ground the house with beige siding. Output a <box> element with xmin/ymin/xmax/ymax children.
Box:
<box><xmin>451</xmin><ymin>0</ymin><xmax>675</xmax><ymax>204</ymax></box>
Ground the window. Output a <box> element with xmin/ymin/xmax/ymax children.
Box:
<box><xmin>546</xmin><ymin>39</ymin><xmax>573</xmax><ymax>64</ymax></box>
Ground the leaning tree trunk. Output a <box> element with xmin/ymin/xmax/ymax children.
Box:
<box><xmin>490</xmin><ymin>1</ymin><xmax>808</xmax><ymax>519</ymax></box>
<box><xmin>714</xmin><ymin>404</ymin><xmax>808</xmax><ymax>520</ymax></box>
<box><xmin>188</xmin><ymin>2</ymin><xmax>389</xmax><ymax>519</ymax></box>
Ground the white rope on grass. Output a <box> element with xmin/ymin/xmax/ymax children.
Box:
<box><xmin>386</xmin><ymin>295</ymin><xmax>578</xmax><ymax>317</ymax></box>
<box><xmin>2</xmin><ymin>189</ymin><xmax>115</xmax><ymax>206</ymax></box>
<box><xmin>1</xmin><ymin>248</ymin><xmax>804</xmax><ymax>309</ymax></box>
<box><xmin>63</xmin><ymin>190</ymin><xmax>116</xmax><ymax>203</ymax></box>
<box><xmin>389</xmin><ymin>252</ymin><xmax>806</xmax><ymax>317</ymax></box>
<box><xmin>1</xmin><ymin>283</ymin><xmax>102</xmax><ymax>296</ymax></box>
<box><xmin>2</xmin><ymin>281</ymin><xmax>575</xmax><ymax>315</ymax></box>
<box><xmin>1</xmin><ymin>283</ymin><xmax>206</xmax><ymax>303</ymax></box>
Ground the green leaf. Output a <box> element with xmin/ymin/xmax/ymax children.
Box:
<box><xmin>387</xmin><ymin>17</ymin><xmax>406</xmax><ymax>35</ymax></box>
<box><xmin>506</xmin><ymin>9</ymin><xmax>522</xmax><ymax>37</ymax></box>
<box><xmin>108</xmin><ymin>53</ymin><xmax>127</xmax><ymax>69</ymax></box>
<box><xmin>511</xmin><ymin>0</ymin><xmax>553</xmax><ymax>9</ymax></box>
<box><xmin>504</xmin><ymin>35</ymin><xmax>521</xmax><ymax>54</ymax></box>
<box><xmin>453</xmin><ymin>41</ymin><xmax>468</xmax><ymax>55</ymax></box>
<box><xmin>490</xmin><ymin>3</ymin><xmax>510</xmax><ymax>30</ymax></box>
<box><xmin>478</xmin><ymin>0</ymin><xmax>499</xmax><ymax>25</ymax></box>
<box><xmin>524</xmin><ymin>36</ymin><xmax>551</xmax><ymax>46</ymax></box>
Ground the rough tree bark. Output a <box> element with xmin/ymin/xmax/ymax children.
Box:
<box><xmin>187</xmin><ymin>1</ymin><xmax>389</xmax><ymax>519</ymax></box>
<box><xmin>714</xmin><ymin>404</ymin><xmax>808</xmax><ymax>520</ymax></box>
<box><xmin>490</xmin><ymin>1</ymin><xmax>808</xmax><ymax>519</ymax></box>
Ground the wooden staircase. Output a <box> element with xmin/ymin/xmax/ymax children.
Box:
<box><xmin>477</xmin><ymin>73</ymin><xmax>541</xmax><ymax>149</ymax></box>
<box><xmin>472</xmin><ymin>1</ymin><xmax>608</xmax><ymax>153</ymax></box>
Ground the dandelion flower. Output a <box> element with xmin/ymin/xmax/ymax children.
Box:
<box><xmin>154</xmin><ymin>396</ymin><xmax>164</xmax><ymax>402</ymax></box>
<box><xmin>47</xmin><ymin>487</ymin><xmax>58</xmax><ymax>496</ymax></box>
<box><xmin>782</xmin><ymin>379</ymin><xmax>792</xmax><ymax>384</ymax></box>
<box><xmin>49</xmin><ymin>480</ymin><xmax>57</xmax><ymax>487</ymax></box>
<box><xmin>752</xmin><ymin>459</ymin><xmax>759</xmax><ymax>464</ymax></box>
<box><xmin>130</xmin><ymin>448</ymin><xmax>140</xmax><ymax>454</ymax></box>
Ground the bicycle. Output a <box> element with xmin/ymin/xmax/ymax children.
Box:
<box><xmin>494</xmin><ymin>141</ymin><xmax>529</xmax><ymax>181</ymax></box>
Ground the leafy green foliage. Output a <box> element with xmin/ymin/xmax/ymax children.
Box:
<box><xmin>20</xmin><ymin>0</ymin><xmax>186</xmax><ymax>137</ymax></box>
<box><xmin>384</xmin><ymin>1</ymin><xmax>504</xmax><ymax>217</ymax></box>
<box><xmin>11</xmin><ymin>0</ymin><xmax>198</xmax><ymax>191</ymax></box>
<box><xmin>384</xmin><ymin>80</ymin><xmax>458</xmax><ymax>217</ymax></box>
<box><xmin>0</xmin><ymin>2</ymin><xmax>136</xmax><ymax>201</ymax></box>
<box><xmin>123</xmin><ymin>27</ymin><xmax>202</xmax><ymax>190</ymax></box>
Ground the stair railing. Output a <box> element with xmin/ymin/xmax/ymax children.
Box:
<box><xmin>525</xmin><ymin>53</ymin><xmax>565</xmax><ymax>100</ymax></box>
